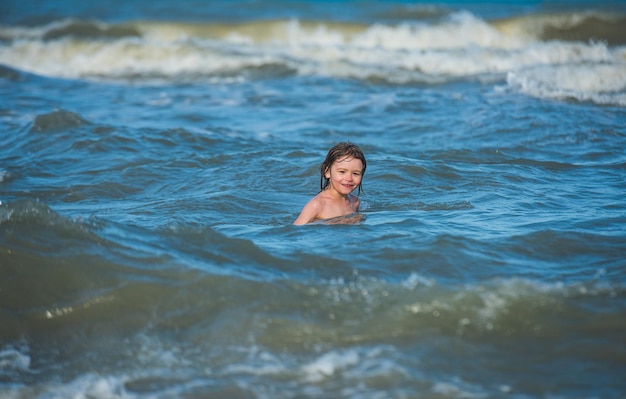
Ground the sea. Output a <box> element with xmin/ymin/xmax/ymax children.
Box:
<box><xmin>0</xmin><ymin>0</ymin><xmax>625</xmax><ymax>398</ymax></box>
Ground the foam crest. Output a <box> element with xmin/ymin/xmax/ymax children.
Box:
<box><xmin>353</xmin><ymin>11</ymin><xmax>528</xmax><ymax>51</ymax></box>
<box><xmin>0</xmin><ymin>347</ymin><xmax>30</xmax><ymax>372</ymax></box>
<box><xmin>301</xmin><ymin>349</ymin><xmax>360</xmax><ymax>382</ymax></box>
<box><xmin>1</xmin><ymin>14</ymin><xmax>624</xmax><ymax>103</ymax></box>
<box><xmin>0</xmin><ymin>38</ymin><xmax>233</xmax><ymax>80</ymax></box>
<box><xmin>26</xmin><ymin>373</ymin><xmax>127</xmax><ymax>399</ymax></box>
<box><xmin>506</xmin><ymin>62</ymin><xmax>626</xmax><ymax>106</ymax></box>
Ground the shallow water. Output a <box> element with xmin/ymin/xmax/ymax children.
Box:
<box><xmin>1</xmin><ymin>1</ymin><xmax>625</xmax><ymax>398</ymax></box>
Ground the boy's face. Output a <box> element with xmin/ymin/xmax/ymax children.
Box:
<box><xmin>325</xmin><ymin>156</ymin><xmax>364</xmax><ymax>195</ymax></box>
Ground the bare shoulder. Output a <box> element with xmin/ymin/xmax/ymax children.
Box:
<box><xmin>293</xmin><ymin>194</ymin><xmax>326</xmax><ymax>225</ymax></box>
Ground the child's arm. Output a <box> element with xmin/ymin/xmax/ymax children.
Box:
<box><xmin>293</xmin><ymin>197</ymin><xmax>322</xmax><ymax>225</ymax></box>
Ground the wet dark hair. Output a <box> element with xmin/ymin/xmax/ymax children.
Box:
<box><xmin>320</xmin><ymin>142</ymin><xmax>366</xmax><ymax>195</ymax></box>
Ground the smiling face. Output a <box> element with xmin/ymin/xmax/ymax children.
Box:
<box><xmin>324</xmin><ymin>156</ymin><xmax>364</xmax><ymax>197</ymax></box>
<box><xmin>319</xmin><ymin>142</ymin><xmax>367</xmax><ymax>195</ymax></box>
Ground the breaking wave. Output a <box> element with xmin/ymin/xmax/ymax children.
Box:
<box><xmin>1</xmin><ymin>11</ymin><xmax>625</xmax><ymax>105</ymax></box>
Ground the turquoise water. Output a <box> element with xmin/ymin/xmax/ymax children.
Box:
<box><xmin>1</xmin><ymin>1</ymin><xmax>625</xmax><ymax>398</ymax></box>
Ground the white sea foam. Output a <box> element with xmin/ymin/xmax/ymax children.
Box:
<box><xmin>301</xmin><ymin>349</ymin><xmax>360</xmax><ymax>382</ymax></box>
<box><xmin>431</xmin><ymin>378</ymin><xmax>490</xmax><ymax>399</ymax></box>
<box><xmin>1</xmin><ymin>13</ymin><xmax>624</xmax><ymax>103</ymax></box>
<box><xmin>403</xmin><ymin>272</ymin><xmax>435</xmax><ymax>289</ymax></box>
<box><xmin>352</xmin><ymin>11</ymin><xmax>529</xmax><ymax>51</ymax></box>
<box><xmin>0</xmin><ymin>347</ymin><xmax>30</xmax><ymax>372</ymax></box>
<box><xmin>506</xmin><ymin>62</ymin><xmax>626</xmax><ymax>106</ymax></box>
<box><xmin>22</xmin><ymin>373</ymin><xmax>130</xmax><ymax>399</ymax></box>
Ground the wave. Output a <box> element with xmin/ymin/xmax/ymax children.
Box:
<box><xmin>1</xmin><ymin>201</ymin><xmax>622</xmax><ymax>342</ymax></box>
<box><xmin>1</xmin><ymin>264</ymin><xmax>623</xmax><ymax>379</ymax></box>
<box><xmin>504</xmin><ymin>64</ymin><xmax>626</xmax><ymax>106</ymax></box>
<box><xmin>29</xmin><ymin>109</ymin><xmax>90</xmax><ymax>132</ymax></box>
<box><xmin>1</xmin><ymin>12</ymin><xmax>625</xmax><ymax>105</ymax></box>
<box><xmin>1</xmin><ymin>199</ymin><xmax>624</xmax><ymax>397</ymax></box>
<box><xmin>493</xmin><ymin>11</ymin><xmax>626</xmax><ymax>46</ymax></box>
<box><xmin>2</xmin><ymin>10</ymin><xmax>625</xmax><ymax>46</ymax></box>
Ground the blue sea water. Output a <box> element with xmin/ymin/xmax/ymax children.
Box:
<box><xmin>1</xmin><ymin>1</ymin><xmax>625</xmax><ymax>398</ymax></box>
